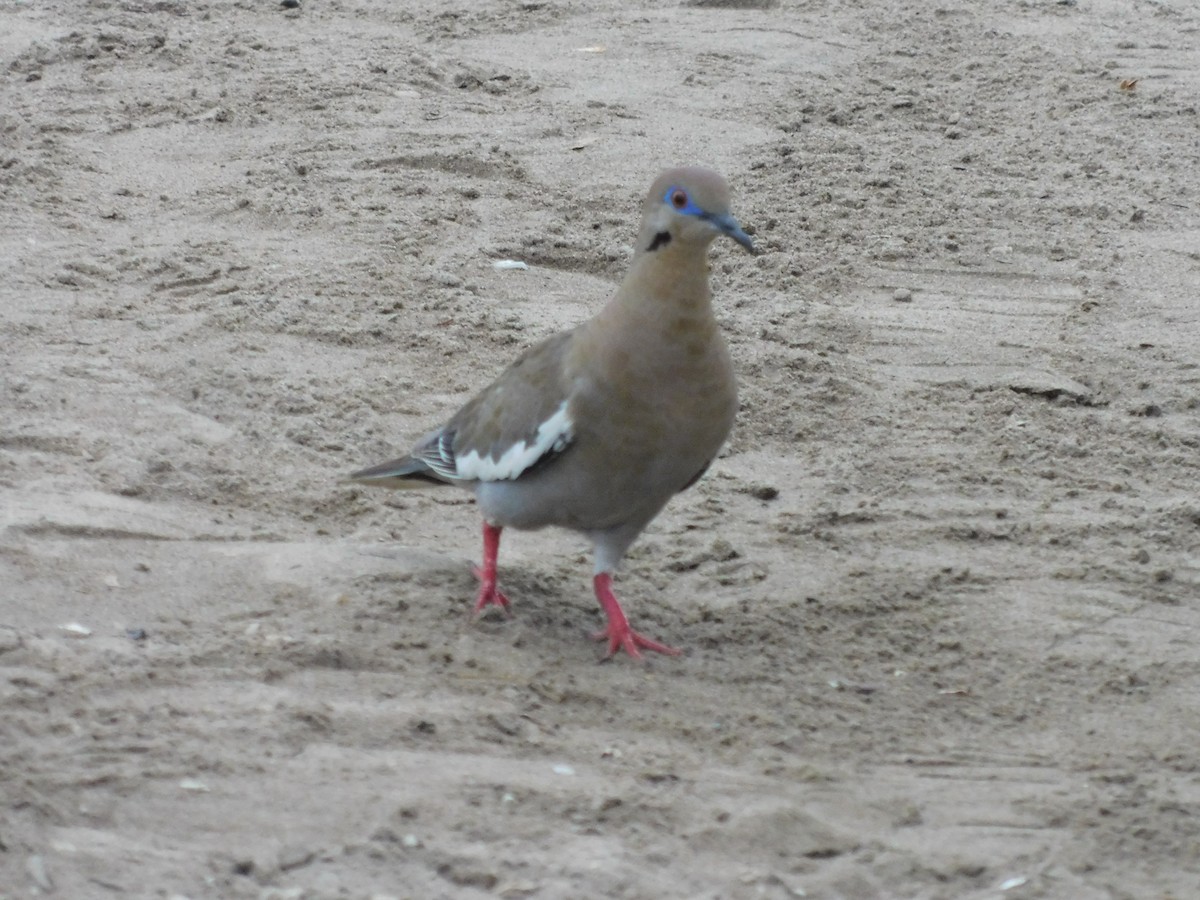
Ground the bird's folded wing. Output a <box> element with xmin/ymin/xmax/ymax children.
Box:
<box><xmin>417</xmin><ymin>329</ymin><xmax>578</xmax><ymax>483</ymax></box>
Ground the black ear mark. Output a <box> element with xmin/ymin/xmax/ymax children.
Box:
<box><xmin>648</xmin><ymin>231</ymin><xmax>671</xmax><ymax>251</ymax></box>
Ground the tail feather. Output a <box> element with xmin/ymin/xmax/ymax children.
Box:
<box><xmin>347</xmin><ymin>456</ymin><xmax>450</xmax><ymax>490</ymax></box>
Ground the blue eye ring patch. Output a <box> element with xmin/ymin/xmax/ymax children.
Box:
<box><xmin>661</xmin><ymin>186</ymin><xmax>757</xmax><ymax>253</ymax></box>
<box><xmin>662</xmin><ymin>186</ymin><xmax>705</xmax><ymax>217</ymax></box>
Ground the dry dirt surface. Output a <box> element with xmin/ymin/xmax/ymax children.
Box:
<box><xmin>3</xmin><ymin>0</ymin><xmax>1200</xmax><ymax>897</ymax></box>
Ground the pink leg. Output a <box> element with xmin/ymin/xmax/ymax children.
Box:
<box><xmin>591</xmin><ymin>573</ymin><xmax>681</xmax><ymax>660</ymax></box>
<box><xmin>470</xmin><ymin>522</ymin><xmax>511</xmax><ymax>617</ymax></box>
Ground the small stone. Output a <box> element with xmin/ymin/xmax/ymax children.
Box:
<box><xmin>595</xmin><ymin>796</ymin><xmax>623</xmax><ymax>814</ymax></box>
<box><xmin>0</xmin><ymin>627</ymin><xmax>21</xmax><ymax>654</ymax></box>
<box><xmin>438</xmin><ymin>862</ymin><xmax>498</xmax><ymax>890</ymax></box>
<box><xmin>749</xmin><ymin>483</ymin><xmax>779</xmax><ymax>501</ymax></box>
<box><xmin>26</xmin><ymin>855</ymin><xmax>53</xmax><ymax>892</ymax></box>
<box><xmin>280</xmin><ymin>0</ymin><xmax>300</xmax><ymax>8</ymax></box>
<box><xmin>251</xmin><ymin>846</ymin><xmax>282</xmax><ymax>880</ymax></box>
<box><xmin>498</xmin><ymin>881</ymin><xmax>539</xmax><ymax>898</ymax></box>
<box><xmin>710</xmin><ymin>539</ymin><xmax>739</xmax><ymax>562</ymax></box>
<box><xmin>1006</xmin><ymin>373</ymin><xmax>1094</xmax><ymax>405</ymax></box>
<box><xmin>892</xmin><ymin>288</ymin><xmax>913</xmax><ymax>303</ymax></box>
<box><xmin>279</xmin><ymin>845</ymin><xmax>315</xmax><ymax>871</ymax></box>
<box><xmin>944</xmin><ymin>126</ymin><xmax>962</xmax><ymax>139</ymax></box>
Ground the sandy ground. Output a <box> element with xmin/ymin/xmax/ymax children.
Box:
<box><xmin>3</xmin><ymin>0</ymin><xmax>1200</xmax><ymax>897</ymax></box>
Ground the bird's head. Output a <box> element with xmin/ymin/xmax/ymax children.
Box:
<box><xmin>638</xmin><ymin>167</ymin><xmax>758</xmax><ymax>256</ymax></box>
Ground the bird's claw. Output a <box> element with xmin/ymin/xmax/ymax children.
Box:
<box><xmin>592</xmin><ymin>624</ymin><xmax>682</xmax><ymax>660</ymax></box>
<box><xmin>471</xmin><ymin>564</ymin><xmax>512</xmax><ymax>618</ymax></box>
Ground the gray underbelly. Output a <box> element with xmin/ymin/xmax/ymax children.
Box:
<box><xmin>473</xmin><ymin>461</ymin><xmax>676</xmax><ymax>533</ymax></box>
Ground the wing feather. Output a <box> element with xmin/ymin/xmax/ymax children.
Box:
<box><xmin>410</xmin><ymin>330</ymin><xmax>578</xmax><ymax>483</ymax></box>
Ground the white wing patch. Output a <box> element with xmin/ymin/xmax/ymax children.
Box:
<box><xmin>455</xmin><ymin>401</ymin><xmax>573</xmax><ymax>482</ymax></box>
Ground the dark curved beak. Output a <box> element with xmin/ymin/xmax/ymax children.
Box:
<box><xmin>706</xmin><ymin>211</ymin><xmax>759</xmax><ymax>255</ymax></box>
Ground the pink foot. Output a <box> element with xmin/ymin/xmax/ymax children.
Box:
<box><xmin>471</xmin><ymin>522</ymin><xmax>511</xmax><ymax>618</ymax></box>
<box><xmin>591</xmin><ymin>573</ymin><xmax>682</xmax><ymax>660</ymax></box>
<box><xmin>471</xmin><ymin>563</ymin><xmax>511</xmax><ymax>616</ymax></box>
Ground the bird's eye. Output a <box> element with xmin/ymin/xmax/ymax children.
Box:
<box><xmin>670</xmin><ymin>189</ymin><xmax>688</xmax><ymax>209</ymax></box>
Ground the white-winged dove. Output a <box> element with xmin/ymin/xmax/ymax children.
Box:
<box><xmin>351</xmin><ymin>167</ymin><xmax>755</xmax><ymax>659</ymax></box>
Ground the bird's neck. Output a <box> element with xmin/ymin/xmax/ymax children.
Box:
<box><xmin>616</xmin><ymin>242</ymin><xmax>716</xmax><ymax>321</ymax></box>
<box><xmin>572</xmin><ymin>241</ymin><xmax>725</xmax><ymax>389</ymax></box>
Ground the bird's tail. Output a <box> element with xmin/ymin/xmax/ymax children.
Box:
<box><xmin>346</xmin><ymin>456</ymin><xmax>449</xmax><ymax>490</ymax></box>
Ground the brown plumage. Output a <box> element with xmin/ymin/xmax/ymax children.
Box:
<box><xmin>351</xmin><ymin>167</ymin><xmax>756</xmax><ymax>659</ymax></box>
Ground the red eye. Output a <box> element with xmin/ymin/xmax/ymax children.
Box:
<box><xmin>671</xmin><ymin>190</ymin><xmax>688</xmax><ymax>209</ymax></box>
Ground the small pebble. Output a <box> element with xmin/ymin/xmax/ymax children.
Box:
<box><xmin>892</xmin><ymin>288</ymin><xmax>913</xmax><ymax>303</ymax></box>
<box><xmin>552</xmin><ymin>764</ymin><xmax>576</xmax><ymax>776</ymax></box>
<box><xmin>280</xmin><ymin>844</ymin><xmax>314</xmax><ymax>871</ymax></box>
<box><xmin>280</xmin><ymin>0</ymin><xmax>300</xmax><ymax>8</ymax></box>
<box><xmin>0</xmin><ymin>627</ymin><xmax>21</xmax><ymax>654</ymax></box>
<box><xmin>26</xmin><ymin>855</ymin><xmax>54</xmax><ymax>892</ymax></box>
